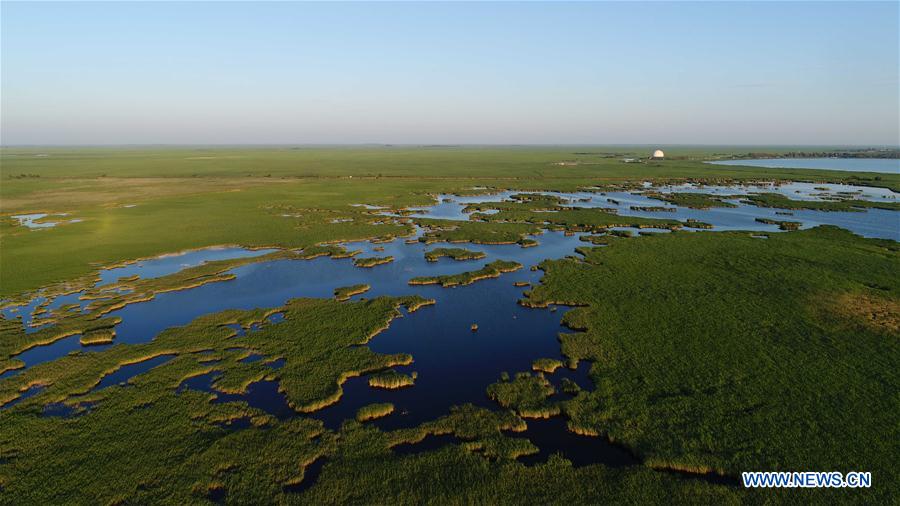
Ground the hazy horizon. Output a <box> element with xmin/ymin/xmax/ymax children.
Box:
<box><xmin>3</xmin><ymin>143</ymin><xmax>899</xmax><ymax>149</ymax></box>
<box><xmin>2</xmin><ymin>1</ymin><xmax>898</xmax><ymax>146</ymax></box>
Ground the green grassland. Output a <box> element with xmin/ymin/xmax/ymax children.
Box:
<box><xmin>521</xmin><ymin>227</ymin><xmax>899</xmax><ymax>502</ymax></box>
<box><xmin>1</xmin><ymin>146</ymin><xmax>898</xmax><ymax>504</ymax></box>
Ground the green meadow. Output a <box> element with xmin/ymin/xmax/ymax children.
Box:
<box><xmin>1</xmin><ymin>146</ymin><xmax>898</xmax><ymax>504</ymax></box>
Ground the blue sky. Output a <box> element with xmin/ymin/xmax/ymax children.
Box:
<box><xmin>2</xmin><ymin>1</ymin><xmax>897</xmax><ymax>145</ymax></box>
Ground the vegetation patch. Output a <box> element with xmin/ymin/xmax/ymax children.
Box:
<box><xmin>352</xmin><ymin>256</ymin><xmax>394</xmax><ymax>268</ymax></box>
<box><xmin>643</xmin><ymin>192</ymin><xmax>738</xmax><ymax>209</ymax></box>
<box><xmin>334</xmin><ymin>284</ymin><xmax>371</xmax><ymax>302</ymax></box>
<box><xmin>755</xmin><ymin>218</ymin><xmax>801</xmax><ymax>230</ymax></box>
<box><xmin>485</xmin><ymin>372</ymin><xmax>560</xmax><ymax>419</ymax></box>
<box><xmin>424</xmin><ymin>248</ymin><xmax>486</xmax><ymax>262</ymax></box>
<box><xmin>463</xmin><ymin>194</ymin><xmax>568</xmax><ymax>214</ymax></box>
<box><xmin>416</xmin><ymin>220</ymin><xmax>542</xmax><ymax>245</ymax></box>
<box><xmin>356</xmin><ymin>403</ymin><xmax>395</xmax><ymax>422</ymax></box>
<box><xmin>683</xmin><ymin>219</ymin><xmax>713</xmax><ymax>229</ymax></box>
<box><xmin>742</xmin><ymin>192</ymin><xmax>900</xmax><ymax>212</ymax></box>
<box><xmin>532</xmin><ymin>358</ymin><xmax>564</xmax><ymax>374</ymax></box>
<box><xmin>630</xmin><ymin>206</ymin><xmax>676</xmax><ymax>212</ymax></box>
<box><xmin>826</xmin><ymin>290</ymin><xmax>900</xmax><ymax>335</ymax></box>
<box><xmin>367</xmin><ymin>370</ymin><xmax>415</xmax><ymax>389</ymax></box>
<box><xmin>409</xmin><ymin>260</ymin><xmax>522</xmax><ymax>287</ymax></box>
<box><xmin>79</xmin><ymin>329</ymin><xmax>115</xmax><ymax>346</ymax></box>
<box><xmin>471</xmin><ymin>206</ymin><xmax>682</xmax><ymax>233</ymax></box>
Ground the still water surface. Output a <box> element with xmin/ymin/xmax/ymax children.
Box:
<box><xmin>707</xmin><ymin>157</ymin><xmax>899</xmax><ymax>174</ymax></box>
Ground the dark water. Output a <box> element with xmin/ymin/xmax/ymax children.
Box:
<box><xmin>179</xmin><ymin>372</ymin><xmax>296</xmax><ymax>421</ymax></box>
<box><xmin>282</xmin><ymin>457</ymin><xmax>327</xmax><ymax>494</ymax></box>
<box><xmin>14</xmin><ymin>334</ymin><xmax>97</xmax><ymax>368</ymax></box>
<box><xmin>518</xmin><ymin>417</ymin><xmax>638</xmax><ymax>467</ymax></box>
<box><xmin>392</xmin><ymin>433</ymin><xmax>461</xmax><ymax>455</ymax></box>
<box><xmin>2</xmin><ymin>384</ymin><xmax>45</xmax><ymax>409</ymax></box>
<box><xmin>102</xmin><ymin>230</ymin><xmax>582</xmax><ymax>346</ymax></box>
<box><xmin>1</xmin><ymin>247</ymin><xmax>277</xmax><ymax>330</ymax></box>
<box><xmin>125</xmin><ymin>231</ymin><xmax>585</xmax><ymax>435</ymax></box>
<box><xmin>93</xmin><ymin>354</ymin><xmax>176</xmax><ymax>391</ymax></box>
<box><xmin>707</xmin><ymin>157</ymin><xmax>899</xmax><ymax>174</ymax></box>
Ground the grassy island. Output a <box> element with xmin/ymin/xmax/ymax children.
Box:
<box><xmin>409</xmin><ymin>260</ymin><xmax>522</xmax><ymax>287</ymax></box>
<box><xmin>352</xmin><ymin>256</ymin><xmax>394</xmax><ymax>268</ymax></box>
<box><xmin>742</xmin><ymin>192</ymin><xmax>900</xmax><ymax>212</ymax></box>
<box><xmin>424</xmin><ymin>247</ymin><xmax>486</xmax><ymax>262</ymax></box>
<box><xmin>367</xmin><ymin>370</ymin><xmax>415</xmax><ymax>389</ymax></box>
<box><xmin>334</xmin><ymin>284</ymin><xmax>371</xmax><ymax>301</ymax></box>
<box><xmin>356</xmin><ymin>402</ymin><xmax>395</xmax><ymax>421</ymax></box>
<box><xmin>644</xmin><ymin>192</ymin><xmax>738</xmax><ymax>209</ymax></box>
<box><xmin>755</xmin><ymin>217</ymin><xmax>801</xmax><ymax>230</ymax></box>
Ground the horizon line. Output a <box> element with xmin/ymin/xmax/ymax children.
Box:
<box><xmin>2</xmin><ymin>143</ymin><xmax>899</xmax><ymax>149</ymax></box>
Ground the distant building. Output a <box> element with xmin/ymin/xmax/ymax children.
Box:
<box><xmin>651</xmin><ymin>149</ymin><xmax>665</xmax><ymax>160</ymax></box>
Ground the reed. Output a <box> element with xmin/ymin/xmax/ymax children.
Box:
<box><xmin>352</xmin><ymin>256</ymin><xmax>394</xmax><ymax>268</ymax></box>
<box><xmin>356</xmin><ymin>402</ymin><xmax>395</xmax><ymax>422</ymax></box>
<box><xmin>409</xmin><ymin>260</ymin><xmax>522</xmax><ymax>287</ymax></box>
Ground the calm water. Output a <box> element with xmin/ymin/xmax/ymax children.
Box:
<box><xmin>397</xmin><ymin>183</ymin><xmax>899</xmax><ymax>241</ymax></box>
<box><xmin>98</xmin><ymin>246</ymin><xmax>277</xmax><ymax>285</ymax></box>
<box><xmin>11</xmin><ymin>213</ymin><xmax>82</xmax><ymax>229</ymax></box>
<box><xmin>4</xmin><ymin>182</ymin><xmax>898</xmax><ymax>481</ymax></box>
<box><xmin>707</xmin><ymin>157</ymin><xmax>899</xmax><ymax>174</ymax></box>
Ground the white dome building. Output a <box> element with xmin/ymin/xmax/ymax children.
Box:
<box><xmin>651</xmin><ymin>149</ymin><xmax>665</xmax><ymax>159</ymax></box>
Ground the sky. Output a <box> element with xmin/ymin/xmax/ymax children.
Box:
<box><xmin>1</xmin><ymin>1</ymin><xmax>898</xmax><ymax>146</ymax></box>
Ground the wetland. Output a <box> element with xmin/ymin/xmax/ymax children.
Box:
<box><xmin>1</xmin><ymin>146</ymin><xmax>898</xmax><ymax>504</ymax></box>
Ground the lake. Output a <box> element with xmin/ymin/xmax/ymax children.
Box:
<box><xmin>707</xmin><ymin>157</ymin><xmax>899</xmax><ymax>174</ymax></box>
